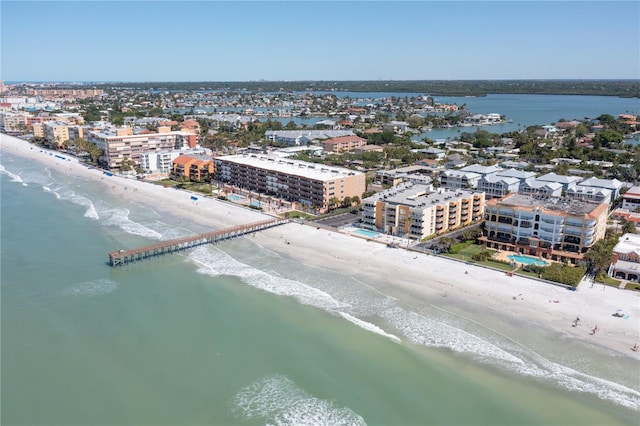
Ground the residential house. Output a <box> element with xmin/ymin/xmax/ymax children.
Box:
<box><xmin>383</xmin><ymin>121</ymin><xmax>409</xmax><ymax>134</ymax></box>
<box><xmin>439</xmin><ymin>169</ymin><xmax>481</xmax><ymax>190</ymax></box>
<box><xmin>565</xmin><ymin>186</ymin><xmax>612</xmax><ymax>203</ymax></box>
<box><xmin>477</xmin><ymin>174</ymin><xmax>520</xmax><ymax>199</ymax></box>
<box><xmin>518</xmin><ymin>179</ymin><xmax>563</xmax><ymax>198</ymax></box>
<box><xmin>609</xmin><ymin>233</ymin><xmax>640</xmax><ymax>281</ymax></box>
<box><xmin>536</xmin><ymin>172</ymin><xmax>583</xmax><ymax>192</ymax></box>
<box><xmin>576</xmin><ymin>177</ymin><xmax>625</xmax><ymax>202</ymax></box>
<box><xmin>621</xmin><ymin>185</ymin><xmax>640</xmax><ymax>211</ymax></box>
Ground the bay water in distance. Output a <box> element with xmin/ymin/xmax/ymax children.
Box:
<box><xmin>2</xmin><ymin>135</ymin><xmax>639</xmax><ymax>423</ymax></box>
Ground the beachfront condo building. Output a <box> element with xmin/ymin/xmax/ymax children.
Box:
<box><xmin>361</xmin><ymin>183</ymin><xmax>485</xmax><ymax>240</ymax></box>
<box><xmin>87</xmin><ymin>126</ymin><xmax>197</xmax><ymax>170</ymax></box>
<box><xmin>171</xmin><ymin>154</ymin><xmax>214</xmax><ymax>182</ymax></box>
<box><xmin>213</xmin><ymin>154</ymin><xmax>365</xmax><ymax>214</ymax></box>
<box><xmin>479</xmin><ymin>193</ymin><xmax>609</xmax><ymax>264</ymax></box>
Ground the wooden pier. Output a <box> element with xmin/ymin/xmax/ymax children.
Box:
<box><xmin>108</xmin><ymin>218</ymin><xmax>288</xmax><ymax>267</ymax></box>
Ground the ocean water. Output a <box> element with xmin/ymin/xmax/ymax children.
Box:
<box><xmin>2</xmin><ymin>149</ymin><xmax>639</xmax><ymax>425</ymax></box>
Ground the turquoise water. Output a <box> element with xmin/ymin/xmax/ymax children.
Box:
<box><xmin>2</xmin><ymin>143</ymin><xmax>640</xmax><ymax>424</ymax></box>
<box><xmin>508</xmin><ymin>254</ymin><xmax>550</xmax><ymax>266</ymax></box>
<box><xmin>353</xmin><ymin>228</ymin><xmax>381</xmax><ymax>238</ymax></box>
<box><xmin>228</xmin><ymin>194</ymin><xmax>243</xmax><ymax>202</ymax></box>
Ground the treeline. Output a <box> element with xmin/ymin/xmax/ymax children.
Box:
<box><xmin>86</xmin><ymin>80</ymin><xmax>640</xmax><ymax>98</ymax></box>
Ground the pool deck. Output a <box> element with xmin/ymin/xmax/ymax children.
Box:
<box><xmin>342</xmin><ymin>226</ymin><xmax>411</xmax><ymax>247</ymax></box>
<box><xmin>493</xmin><ymin>250</ymin><xmax>549</xmax><ymax>267</ymax></box>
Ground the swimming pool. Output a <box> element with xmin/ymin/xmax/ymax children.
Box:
<box><xmin>508</xmin><ymin>254</ymin><xmax>549</xmax><ymax>266</ymax></box>
<box><xmin>353</xmin><ymin>228</ymin><xmax>381</xmax><ymax>238</ymax></box>
<box><xmin>228</xmin><ymin>194</ymin><xmax>244</xmax><ymax>202</ymax></box>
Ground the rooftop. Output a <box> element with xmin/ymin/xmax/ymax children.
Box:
<box><xmin>369</xmin><ymin>183</ymin><xmax>480</xmax><ymax>208</ymax></box>
<box><xmin>214</xmin><ymin>154</ymin><xmax>362</xmax><ymax>181</ymax></box>
<box><xmin>494</xmin><ymin>193</ymin><xmax>608</xmax><ymax>217</ymax></box>
<box><xmin>613</xmin><ymin>233</ymin><xmax>640</xmax><ymax>255</ymax></box>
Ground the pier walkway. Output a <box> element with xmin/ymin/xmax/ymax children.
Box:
<box><xmin>108</xmin><ymin>218</ymin><xmax>288</xmax><ymax>267</ymax></box>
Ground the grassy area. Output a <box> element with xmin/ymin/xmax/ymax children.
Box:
<box><xmin>515</xmin><ymin>269</ymin><xmax>542</xmax><ymax>279</ymax></box>
<box><xmin>151</xmin><ymin>179</ymin><xmax>213</xmax><ymax>195</ymax></box>
<box><xmin>476</xmin><ymin>260</ymin><xmax>515</xmax><ymax>271</ymax></box>
<box><xmin>285</xmin><ymin>211</ymin><xmax>315</xmax><ymax>220</ymax></box>
<box><xmin>443</xmin><ymin>244</ymin><xmax>515</xmax><ymax>272</ymax></box>
<box><xmin>595</xmin><ymin>274</ymin><xmax>622</xmax><ymax>287</ymax></box>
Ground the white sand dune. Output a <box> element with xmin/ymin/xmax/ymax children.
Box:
<box><xmin>2</xmin><ymin>134</ymin><xmax>639</xmax><ymax>357</ymax></box>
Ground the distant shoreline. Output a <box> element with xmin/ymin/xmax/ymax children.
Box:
<box><xmin>7</xmin><ymin>79</ymin><xmax>640</xmax><ymax>98</ymax></box>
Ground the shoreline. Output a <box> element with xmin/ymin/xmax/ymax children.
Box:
<box><xmin>2</xmin><ymin>134</ymin><xmax>639</xmax><ymax>359</ymax></box>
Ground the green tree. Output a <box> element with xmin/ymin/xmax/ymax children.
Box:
<box><xmin>593</xmin><ymin>129</ymin><xmax>623</xmax><ymax>148</ymax></box>
<box><xmin>406</xmin><ymin>114</ymin><xmax>424</xmax><ymax>129</ymax></box>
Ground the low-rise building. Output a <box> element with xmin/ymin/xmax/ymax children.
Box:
<box><xmin>265</xmin><ymin>130</ymin><xmax>354</xmax><ymax>146</ymax></box>
<box><xmin>576</xmin><ymin>177</ymin><xmax>625</xmax><ymax>202</ymax></box>
<box><xmin>565</xmin><ymin>186</ymin><xmax>611</xmax><ymax>203</ymax></box>
<box><xmin>172</xmin><ymin>154</ymin><xmax>213</xmax><ymax>182</ymax></box>
<box><xmin>536</xmin><ymin>172</ymin><xmax>583</xmax><ymax>192</ymax></box>
<box><xmin>519</xmin><ymin>178</ymin><xmax>563</xmax><ymax>197</ymax></box>
<box><xmin>361</xmin><ymin>183</ymin><xmax>485</xmax><ymax>240</ymax></box>
<box><xmin>140</xmin><ymin>148</ymin><xmax>209</xmax><ymax>175</ymax></box>
<box><xmin>609</xmin><ymin>233</ymin><xmax>640</xmax><ymax>281</ymax></box>
<box><xmin>479</xmin><ymin>194</ymin><xmax>609</xmax><ymax>264</ymax></box>
<box><xmin>439</xmin><ymin>169</ymin><xmax>481</xmax><ymax>190</ymax></box>
<box><xmin>621</xmin><ymin>185</ymin><xmax>640</xmax><ymax>211</ymax></box>
<box><xmin>477</xmin><ymin>173</ymin><xmax>520</xmax><ymax>199</ymax></box>
<box><xmin>321</xmin><ymin>135</ymin><xmax>367</xmax><ymax>153</ymax></box>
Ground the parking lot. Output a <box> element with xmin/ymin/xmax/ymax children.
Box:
<box><xmin>313</xmin><ymin>211</ymin><xmax>362</xmax><ymax>229</ymax></box>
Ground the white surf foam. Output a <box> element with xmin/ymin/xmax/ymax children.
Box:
<box><xmin>339</xmin><ymin>312</ymin><xmax>401</xmax><ymax>343</ymax></box>
<box><xmin>189</xmin><ymin>246</ymin><xmax>349</xmax><ymax>311</ymax></box>
<box><xmin>0</xmin><ymin>164</ymin><xmax>27</xmax><ymax>186</ymax></box>
<box><xmin>506</xmin><ymin>342</ymin><xmax>640</xmax><ymax>410</ymax></box>
<box><xmin>102</xmin><ymin>208</ymin><xmax>162</xmax><ymax>239</ymax></box>
<box><xmin>232</xmin><ymin>375</ymin><xmax>366</xmax><ymax>426</ymax></box>
<box><xmin>381</xmin><ymin>306</ymin><xmax>524</xmax><ymax>364</ymax></box>
<box><xmin>62</xmin><ymin>279</ymin><xmax>118</xmax><ymax>296</ymax></box>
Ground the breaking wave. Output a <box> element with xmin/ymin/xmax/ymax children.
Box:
<box><xmin>232</xmin><ymin>375</ymin><xmax>366</xmax><ymax>426</ymax></box>
<box><xmin>189</xmin><ymin>246</ymin><xmax>348</xmax><ymax>311</ymax></box>
<box><xmin>0</xmin><ymin>164</ymin><xmax>27</xmax><ymax>186</ymax></box>
<box><xmin>62</xmin><ymin>279</ymin><xmax>119</xmax><ymax>296</ymax></box>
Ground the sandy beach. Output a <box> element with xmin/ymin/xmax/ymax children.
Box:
<box><xmin>2</xmin><ymin>133</ymin><xmax>639</xmax><ymax>358</ymax></box>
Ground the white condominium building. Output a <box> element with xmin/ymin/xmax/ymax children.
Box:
<box><xmin>87</xmin><ymin>126</ymin><xmax>197</xmax><ymax>170</ymax></box>
<box><xmin>480</xmin><ymin>193</ymin><xmax>609</xmax><ymax>264</ymax></box>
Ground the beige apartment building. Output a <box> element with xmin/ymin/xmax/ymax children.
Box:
<box><xmin>0</xmin><ymin>112</ymin><xmax>29</xmax><ymax>132</ymax></box>
<box><xmin>479</xmin><ymin>194</ymin><xmax>609</xmax><ymax>264</ymax></box>
<box><xmin>321</xmin><ymin>135</ymin><xmax>367</xmax><ymax>153</ymax></box>
<box><xmin>362</xmin><ymin>183</ymin><xmax>485</xmax><ymax>240</ymax></box>
<box><xmin>213</xmin><ymin>154</ymin><xmax>365</xmax><ymax>214</ymax></box>
<box><xmin>87</xmin><ymin>126</ymin><xmax>197</xmax><ymax>170</ymax></box>
<box><xmin>43</xmin><ymin>121</ymin><xmax>71</xmax><ymax>148</ymax></box>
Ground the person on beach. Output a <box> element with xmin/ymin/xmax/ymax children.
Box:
<box><xmin>633</xmin><ymin>343</ymin><xmax>638</xmax><ymax>352</ymax></box>
<box><xmin>591</xmin><ymin>325</ymin><xmax>598</xmax><ymax>335</ymax></box>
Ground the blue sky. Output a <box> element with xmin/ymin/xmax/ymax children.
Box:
<box><xmin>2</xmin><ymin>1</ymin><xmax>639</xmax><ymax>82</ymax></box>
